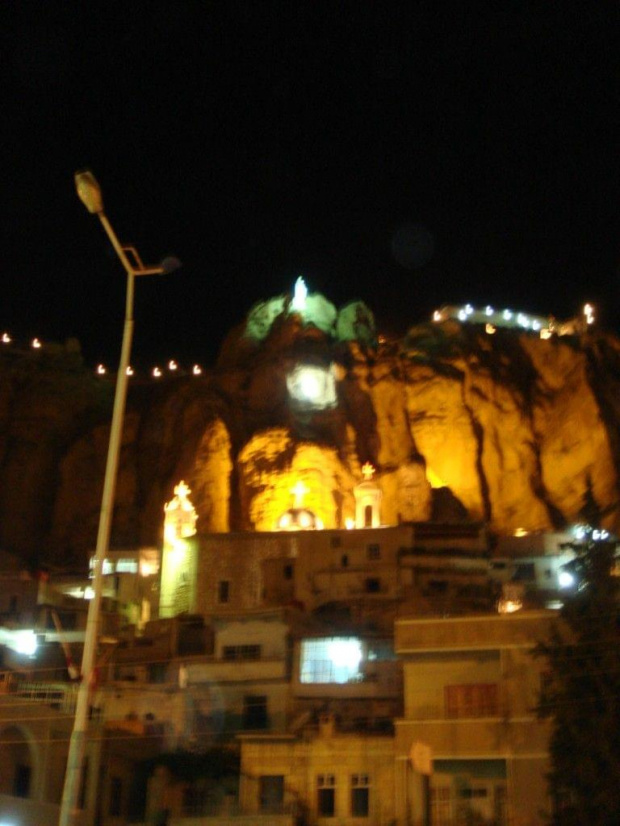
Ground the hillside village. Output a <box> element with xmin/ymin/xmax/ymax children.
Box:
<box><xmin>0</xmin><ymin>284</ymin><xmax>617</xmax><ymax>825</ymax></box>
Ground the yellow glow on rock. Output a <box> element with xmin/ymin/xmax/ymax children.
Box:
<box><xmin>426</xmin><ymin>467</ymin><xmax>446</xmax><ymax>489</ymax></box>
<box><xmin>238</xmin><ymin>430</ymin><xmax>357</xmax><ymax>531</ymax></box>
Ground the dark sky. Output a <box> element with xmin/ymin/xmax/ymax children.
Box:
<box><xmin>2</xmin><ymin>3</ymin><xmax>620</xmax><ymax>370</ymax></box>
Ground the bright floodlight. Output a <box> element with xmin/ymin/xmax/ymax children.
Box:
<box><xmin>287</xmin><ymin>364</ymin><xmax>337</xmax><ymax>409</ymax></box>
<box><xmin>75</xmin><ymin>170</ymin><xmax>104</xmax><ymax>214</ymax></box>
<box><xmin>14</xmin><ymin>630</ymin><xmax>38</xmax><ymax>656</ymax></box>
<box><xmin>558</xmin><ymin>570</ymin><xmax>575</xmax><ymax>589</ymax></box>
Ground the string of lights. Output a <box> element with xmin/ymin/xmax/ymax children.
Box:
<box><xmin>431</xmin><ymin>302</ymin><xmax>596</xmax><ymax>339</ymax></box>
<box><xmin>0</xmin><ymin>332</ymin><xmax>204</xmax><ymax>379</ymax></box>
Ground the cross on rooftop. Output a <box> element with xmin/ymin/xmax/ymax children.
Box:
<box><xmin>361</xmin><ymin>462</ymin><xmax>375</xmax><ymax>481</ymax></box>
<box><xmin>291</xmin><ymin>480</ymin><xmax>309</xmax><ymax>508</ymax></box>
<box><xmin>174</xmin><ymin>480</ymin><xmax>191</xmax><ymax>500</ymax></box>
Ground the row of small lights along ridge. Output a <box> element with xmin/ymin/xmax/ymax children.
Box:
<box><xmin>432</xmin><ymin>302</ymin><xmax>595</xmax><ymax>338</ymax></box>
<box><xmin>0</xmin><ymin>332</ymin><xmax>204</xmax><ymax>379</ymax></box>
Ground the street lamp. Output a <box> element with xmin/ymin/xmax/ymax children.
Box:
<box><xmin>59</xmin><ymin>171</ymin><xmax>180</xmax><ymax>826</ymax></box>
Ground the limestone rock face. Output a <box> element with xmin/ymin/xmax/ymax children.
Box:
<box><xmin>2</xmin><ymin>312</ymin><xmax>620</xmax><ymax>568</ymax></box>
<box><xmin>238</xmin><ymin>429</ymin><xmax>356</xmax><ymax>530</ymax></box>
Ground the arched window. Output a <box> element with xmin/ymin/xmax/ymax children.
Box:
<box><xmin>364</xmin><ymin>504</ymin><xmax>373</xmax><ymax>528</ymax></box>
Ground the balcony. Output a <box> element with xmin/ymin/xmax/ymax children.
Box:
<box><xmin>395</xmin><ymin>610</ymin><xmax>555</xmax><ymax>653</ymax></box>
<box><xmin>110</xmin><ymin>654</ymin><xmax>288</xmax><ymax>686</ymax></box>
<box><xmin>396</xmin><ymin>715</ymin><xmax>550</xmax><ymax>758</ymax></box>
<box><xmin>185</xmin><ymin>656</ymin><xmax>287</xmax><ymax>684</ymax></box>
<box><xmin>7</xmin><ymin>680</ymin><xmax>78</xmax><ymax>713</ymax></box>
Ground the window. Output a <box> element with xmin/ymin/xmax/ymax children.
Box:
<box><xmin>13</xmin><ymin>764</ymin><xmax>31</xmax><ymax>798</ymax></box>
<box><xmin>284</xmin><ymin>563</ymin><xmax>294</xmax><ymax>580</ymax></box>
<box><xmin>149</xmin><ymin>662</ymin><xmax>167</xmax><ymax>683</ymax></box>
<box><xmin>330</xmin><ymin>536</ymin><xmax>342</xmax><ymax>548</ymax></box>
<box><xmin>116</xmin><ymin>558</ymin><xmax>138</xmax><ymax>573</ymax></box>
<box><xmin>513</xmin><ymin>563</ymin><xmax>535</xmax><ymax>582</ymax></box>
<box><xmin>445</xmin><ymin>684</ymin><xmax>499</xmax><ymax>718</ymax></box>
<box><xmin>109</xmin><ymin>777</ymin><xmax>122</xmax><ymax>817</ymax></box>
<box><xmin>218</xmin><ymin>580</ymin><xmax>230</xmax><ymax>603</ymax></box>
<box><xmin>78</xmin><ymin>757</ymin><xmax>89</xmax><ymax>809</ymax></box>
<box><xmin>365</xmin><ymin>577</ymin><xmax>381</xmax><ymax>593</ymax></box>
<box><xmin>430</xmin><ymin>786</ymin><xmax>452</xmax><ymax>826</ymax></box>
<box><xmin>459</xmin><ymin>787</ymin><xmax>488</xmax><ymax>799</ymax></box>
<box><xmin>300</xmin><ymin>638</ymin><xmax>363</xmax><ymax>684</ymax></box>
<box><xmin>351</xmin><ymin>774</ymin><xmax>369</xmax><ymax>817</ymax></box>
<box><xmin>317</xmin><ymin>774</ymin><xmax>336</xmax><ymax>817</ymax></box>
<box><xmin>341</xmin><ymin>554</ymin><xmax>349</xmax><ymax>567</ymax></box>
<box><xmin>367</xmin><ymin>544</ymin><xmax>381</xmax><ymax>560</ymax></box>
<box><xmin>259</xmin><ymin>775</ymin><xmax>285</xmax><ymax>812</ymax></box>
<box><xmin>243</xmin><ymin>695</ymin><xmax>268</xmax><ymax>729</ymax></box>
<box><xmin>222</xmin><ymin>644</ymin><xmax>261</xmax><ymax>661</ymax></box>
<box><xmin>183</xmin><ymin>785</ymin><xmax>207</xmax><ymax>816</ymax></box>
<box><xmin>364</xmin><ymin>505</ymin><xmax>373</xmax><ymax>527</ymax></box>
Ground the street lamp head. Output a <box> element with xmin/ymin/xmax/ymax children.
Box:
<box><xmin>160</xmin><ymin>255</ymin><xmax>182</xmax><ymax>275</ymax></box>
<box><xmin>75</xmin><ymin>169</ymin><xmax>104</xmax><ymax>214</ymax></box>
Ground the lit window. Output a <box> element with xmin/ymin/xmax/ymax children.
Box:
<box><xmin>351</xmin><ymin>774</ymin><xmax>370</xmax><ymax>817</ymax></box>
<box><xmin>91</xmin><ymin>559</ymin><xmax>114</xmax><ymax>577</ymax></box>
<box><xmin>116</xmin><ymin>559</ymin><xmax>138</xmax><ymax>574</ymax></box>
<box><xmin>300</xmin><ymin>638</ymin><xmax>363</xmax><ymax>684</ymax></box>
<box><xmin>317</xmin><ymin>774</ymin><xmax>336</xmax><ymax>817</ymax></box>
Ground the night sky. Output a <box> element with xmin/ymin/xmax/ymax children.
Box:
<box><xmin>2</xmin><ymin>4</ymin><xmax>620</xmax><ymax>369</ymax></box>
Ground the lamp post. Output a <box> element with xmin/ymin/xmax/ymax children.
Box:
<box><xmin>59</xmin><ymin>171</ymin><xmax>180</xmax><ymax>826</ymax></box>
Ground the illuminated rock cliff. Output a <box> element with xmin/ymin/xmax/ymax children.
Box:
<box><xmin>1</xmin><ymin>292</ymin><xmax>619</xmax><ymax>568</ymax></box>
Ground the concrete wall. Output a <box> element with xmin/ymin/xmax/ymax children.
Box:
<box><xmin>510</xmin><ymin>757</ymin><xmax>552</xmax><ymax>826</ymax></box>
<box><xmin>396</xmin><ymin>610</ymin><xmax>556</xmax><ymax>653</ymax></box>
<box><xmin>240</xmin><ymin>733</ymin><xmax>396</xmax><ymax>825</ymax></box>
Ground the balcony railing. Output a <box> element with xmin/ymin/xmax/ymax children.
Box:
<box><xmin>9</xmin><ymin>680</ymin><xmax>79</xmax><ymax>713</ymax></box>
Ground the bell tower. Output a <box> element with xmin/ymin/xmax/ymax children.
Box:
<box><xmin>354</xmin><ymin>463</ymin><xmax>382</xmax><ymax>528</ymax></box>
<box><xmin>160</xmin><ymin>481</ymin><xmax>198</xmax><ymax>617</ymax></box>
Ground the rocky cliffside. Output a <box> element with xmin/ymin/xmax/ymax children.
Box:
<box><xmin>2</xmin><ymin>298</ymin><xmax>620</xmax><ymax>569</ymax></box>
